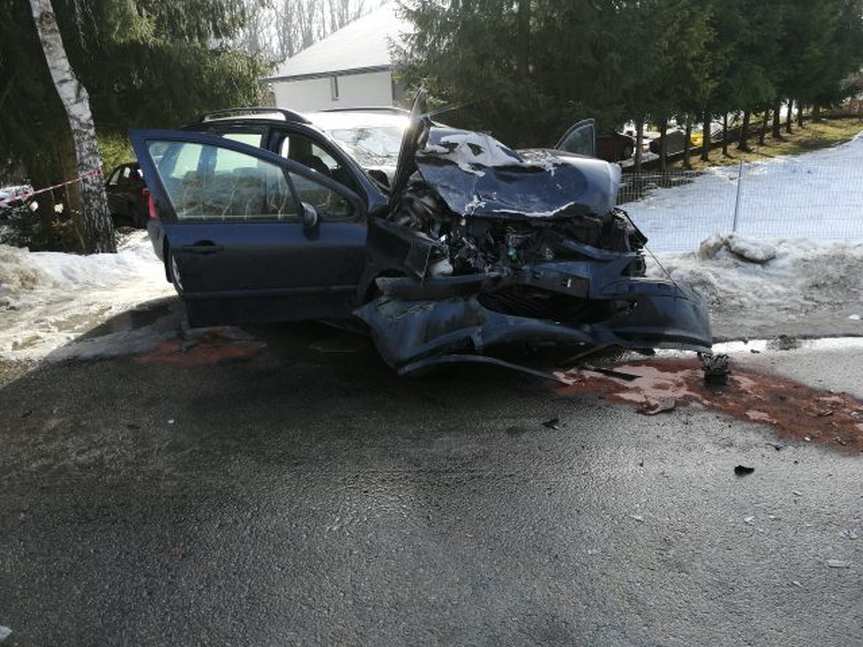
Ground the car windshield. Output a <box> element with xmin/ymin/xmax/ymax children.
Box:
<box><xmin>305</xmin><ymin>111</ymin><xmax>411</xmax><ymax>168</ymax></box>
<box><xmin>326</xmin><ymin>126</ymin><xmax>404</xmax><ymax>167</ymax></box>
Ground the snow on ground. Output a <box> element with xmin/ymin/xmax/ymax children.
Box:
<box><xmin>626</xmin><ymin>131</ymin><xmax>863</xmax><ymax>252</ymax></box>
<box><xmin>0</xmin><ymin>232</ymin><xmax>175</xmax><ymax>361</ymax></box>
<box><xmin>650</xmin><ymin>234</ymin><xmax>863</xmax><ymax>336</ymax></box>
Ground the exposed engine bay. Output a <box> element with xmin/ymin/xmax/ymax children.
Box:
<box><xmin>355</xmin><ymin>109</ymin><xmax>712</xmax><ymax>381</ymax></box>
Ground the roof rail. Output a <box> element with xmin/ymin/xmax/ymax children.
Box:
<box><xmin>198</xmin><ymin>107</ymin><xmax>311</xmax><ymax>124</ymax></box>
<box><xmin>318</xmin><ymin>106</ymin><xmax>410</xmax><ymax>115</ymax></box>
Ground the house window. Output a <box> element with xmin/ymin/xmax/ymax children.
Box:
<box><xmin>330</xmin><ymin>76</ymin><xmax>339</xmax><ymax>101</ymax></box>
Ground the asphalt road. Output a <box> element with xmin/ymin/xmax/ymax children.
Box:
<box><xmin>1</xmin><ymin>313</ymin><xmax>861</xmax><ymax>646</ymax></box>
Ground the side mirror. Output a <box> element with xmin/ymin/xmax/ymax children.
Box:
<box><xmin>301</xmin><ymin>202</ymin><xmax>319</xmax><ymax>230</ymax></box>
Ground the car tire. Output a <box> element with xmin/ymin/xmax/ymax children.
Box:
<box><xmin>166</xmin><ymin>250</ymin><xmax>183</xmax><ymax>294</ymax></box>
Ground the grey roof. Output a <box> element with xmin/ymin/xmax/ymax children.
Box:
<box><xmin>263</xmin><ymin>3</ymin><xmax>411</xmax><ymax>82</ymax></box>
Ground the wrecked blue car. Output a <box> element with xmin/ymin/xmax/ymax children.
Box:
<box><xmin>131</xmin><ymin>95</ymin><xmax>711</xmax><ymax>379</ymax></box>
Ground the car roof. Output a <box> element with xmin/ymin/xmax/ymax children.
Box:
<box><xmin>304</xmin><ymin>109</ymin><xmax>411</xmax><ymax>131</ymax></box>
<box><xmin>192</xmin><ymin>106</ymin><xmax>410</xmax><ymax>132</ymax></box>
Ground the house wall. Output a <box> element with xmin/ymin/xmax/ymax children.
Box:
<box><xmin>272</xmin><ymin>70</ymin><xmax>394</xmax><ymax>112</ymax></box>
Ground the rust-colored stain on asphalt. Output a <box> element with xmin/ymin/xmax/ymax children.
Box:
<box><xmin>559</xmin><ymin>358</ymin><xmax>863</xmax><ymax>453</ymax></box>
<box><xmin>134</xmin><ymin>332</ymin><xmax>265</xmax><ymax>367</ymax></box>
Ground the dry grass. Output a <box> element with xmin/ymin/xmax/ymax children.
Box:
<box><xmin>671</xmin><ymin>116</ymin><xmax>863</xmax><ymax>171</ymax></box>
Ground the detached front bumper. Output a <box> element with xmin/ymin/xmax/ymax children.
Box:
<box><xmin>355</xmin><ymin>273</ymin><xmax>712</xmax><ymax>377</ymax></box>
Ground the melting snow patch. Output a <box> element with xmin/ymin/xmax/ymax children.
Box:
<box><xmin>0</xmin><ymin>232</ymin><xmax>175</xmax><ymax>361</ymax></box>
<box><xmin>654</xmin><ymin>236</ymin><xmax>863</xmax><ymax>323</ymax></box>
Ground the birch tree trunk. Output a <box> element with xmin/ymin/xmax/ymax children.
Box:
<box><xmin>29</xmin><ymin>0</ymin><xmax>115</xmax><ymax>253</ymax></box>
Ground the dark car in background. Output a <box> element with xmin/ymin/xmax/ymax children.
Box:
<box><xmin>106</xmin><ymin>162</ymin><xmax>148</xmax><ymax>227</ymax></box>
<box><xmin>648</xmin><ymin>129</ymin><xmax>690</xmax><ymax>156</ymax></box>
<box><xmin>129</xmin><ymin>99</ymin><xmax>711</xmax><ymax>379</ymax></box>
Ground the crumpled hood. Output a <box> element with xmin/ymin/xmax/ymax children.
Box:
<box><xmin>414</xmin><ymin>127</ymin><xmax>622</xmax><ymax>219</ymax></box>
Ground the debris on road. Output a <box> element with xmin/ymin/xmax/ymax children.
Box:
<box><xmin>792</xmin><ymin>580</ymin><xmax>804</xmax><ymax>589</ymax></box>
<box><xmin>542</xmin><ymin>418</ymin><xmax>564</xmax><ymax>430</ymax></box>
<box><xmin>849</xmin><ymin>314</ymin><xmax>861</xmax><ymax>321</ymax></box>
<box><xmin>842</xmin><ymin>529</ymin><xmax>859</xmax><ymax>540</ymax></box>
<box><xmin>734</xmin><ymin>465</ymin><xmax>755</xmax><ymax>477</ymax></box>
<box><xmin>772</xmin><ymin>334</ymin><xmax>801</xmax><ymax>351</ymax></box>
<box><xmin>793</xmin><ymin>491</ymin><xmax>803</xmax><ymax>497</ymax></box>
<box><xmin>556</xmin><ymin>357</ymin><xmax>863</xmax><ymax>454</ymax></box>
<box><xmin>134</xmin><ymin>330</ymin><xmax>266</xmax><ymax>367</ymax></box>
<box><xmin>630</xmin><ymin>514</ymin><xmax>645</xmax><ymax>523</ymax></box>
<box><xmin>827</xmin><ymin>559</ymin><xmax>851</xmax><ymax>569</ymax></box>
<box><xmin>638</xmin><ymin>397</ymin><xmax>677</xmax><ymax>416</ymax></box>
<box><xmin>701</xmin><ymin>353</ymin><xmax>730</xmax><ymax>385</ymax></box>
<box><xmin>584</xmin><ymin>366</ymin><xmax>640</xmax><ymax>382</ymax></box>
<box><xmin>744</xmin><ymin>516</ymin><xmax>755</xmax><ymax>525</ymax></box>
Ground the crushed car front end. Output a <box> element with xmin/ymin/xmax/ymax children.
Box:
<box><xmin>355</xmin><ymin>120</ymin><xmax>712</xmax><ymax>377</ymax></box>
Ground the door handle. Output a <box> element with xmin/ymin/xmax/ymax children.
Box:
<box><xmin>179</xmin><ymin>242</ymin><xmax>224</xmax><ymax>255</ymax></box>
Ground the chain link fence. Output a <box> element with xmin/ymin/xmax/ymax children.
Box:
<box><xmin>618</xmin><ymin>147</ymin><xmax>863</xmax><ymax>253</ymax></box>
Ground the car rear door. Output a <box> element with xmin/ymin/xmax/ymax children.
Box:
<box><xmin>555</xmin><ymin>119</ymin><xmax>597</xmax><ymax>158</ymax></box>
<box><xmin>130</xmin><ymin>129</ymin><xmax>368</xmax><ymax>327</ymax></box>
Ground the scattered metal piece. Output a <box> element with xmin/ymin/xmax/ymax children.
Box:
<box><xmin>744</xmin><ymin>516</ymin><xmax>755</xmax><ymax>525</ymax></box>
<box><xmin>803</xmin><ymin>435</ymin><xmax>812</xmax><ymax>442</ymax></box>
<box><xmin>772</xmin><ymin>334</ymin><xmax>801</xmax><ymax>351</ymax></box>
<box><xmin>842</xmin><ymin>529</ymin><xmax>860</xmax><ymax>540</ymax></box>
<box><xmin>792</xmin><ymin>490</ymin><xmax>803</xmax><ymax>497</ymax></box>
<box><xmin>767</xmin><ymin>442</ymin><xmax>785</xmax><ymax>451</ymax></box>
<box><xmin>701</xmin><ymin>353</ymin><xmax>730</xmax><ymax>385</ymax></box>
<box><xmin>542</xmin><ymin>418</ymin><xmax>563</xmax><ymax>431</ymax></box>
<box><xmin>791</xmin><ymin>580</ymin><xmax>804</xmax><ymax>589</ymax></box>
<box><xmin>583</xmin><ymin>366</ymin><xmax>640</xmax><ymax>382</ymax></box>
<box><xmin>630</xmin><ymin>514</ymin><xmax>645</xmax><ymax>523</ymax></box>
<box><xmin>734</xmin><ymin>465</ymin><xmax>755</xmax><ymax>477</ymax></box>
<box><xmin>827</xmin><ymin>559</ymin><xmax>851</xmax><ymax>569</ymax></box>
<box><xmin>638</xmin><ymin>397</ymin><xmax>676</xmax><ymax>416</ymax></box>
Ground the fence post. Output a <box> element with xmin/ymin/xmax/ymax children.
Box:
<box><xmin>731</xmin><ymin>160</ymin><xmax>744</xmax><ymax>233</ymax></box>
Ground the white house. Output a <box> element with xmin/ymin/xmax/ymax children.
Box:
<box><xmin>262</xmin><ymin>3</ymin><xmax>411</xmax><ymax>112</ymax></box>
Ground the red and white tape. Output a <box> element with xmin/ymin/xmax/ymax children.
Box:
<box><xmin>0</xmin><ymin>168</ymin><xmax>102</xmax><ymax>208</ymax></box>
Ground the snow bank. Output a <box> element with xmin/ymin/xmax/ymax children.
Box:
<box><xmin>0</xmin><ymin>232</ymin><xmax>174</xmax><ymax>360</ymax></box>
<box><xmin>652</xmin><ymin>234</ymin><xmax>863</xmax><ymax>320</ymax></box>
<box><xmin>626</xmin><ymin>131</ymin><xmax>863</xmax><ymax>252</ymax></box>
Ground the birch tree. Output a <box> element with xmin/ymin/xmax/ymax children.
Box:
<box><xmin>28</xmin><ymin>0</ymin><xmax>115</xmax><ymax>253</ymax></box>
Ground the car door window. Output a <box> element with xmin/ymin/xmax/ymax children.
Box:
<box><xmin>149</xmin><ymin>140</ymin><xmax>298</xmax><ymax>222</ymax></box>
<box><xmin>560</xmin><ymin>125</ymin><xmax>596</xmax><ymax>157</ymax></box>
<box><xmin>289</xmin><ymin>172</ymin><xmax>354</xmax><ymax>222</ymax></box>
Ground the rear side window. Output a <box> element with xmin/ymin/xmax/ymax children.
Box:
<box><xmin>149</xmin><ymin>141</ymin><xmax>298</xmax><ymax>222</ymax></box>
<box><xmin>222</xmin><ymin>132</ymin><xmax>263</xmax><ymax>148</ymax></box>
